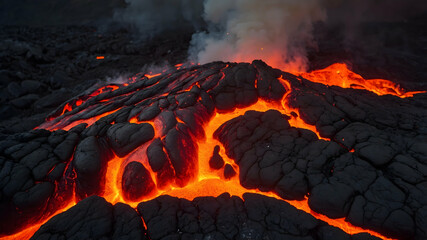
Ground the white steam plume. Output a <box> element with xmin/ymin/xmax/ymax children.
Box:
<box><xmin>188</xmin><ymin>0</ymin><xmax>326</xmax><ymax>72</ymax></box>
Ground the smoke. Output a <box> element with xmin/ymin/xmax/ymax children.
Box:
<box><xmin>188</xmin><ymin>0</ymin><xmax>326</xmax><ymax>72</ymax></box>
<box><xmin>114</xmin><ymin>0</ymin><xmax>427</xmax><ymax>72</ymax></box>
<box><xmin>114</xmin><ymin>0</ymin><xmax>204</xmax><ymax>37</ymax></box>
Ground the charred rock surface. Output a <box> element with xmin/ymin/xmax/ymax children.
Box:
<box><xmin>30</xmin><ymin>195</ymin><xmax>147</xmax><ymax>240</ymax></box>
<box><xmin>214</xmin><ymin>83</ymin><xmax>427</xmax><ymax>239</ymax></box>
<box><xmin>107</xmin><ymin>122</ymin><xmax>154</xmax><ymax>157</ymax></box>
<box><xmin>0</xmin><ymin>60</ymin><xmax>426</xmax><ymax>239</ymax></box>
<box><xmin>0</xmin><ymin>128</ymin><xmax>78</xmax><ymax>235</ymax></box>
<box><xmin>122</xmin><ymin>161</ymin><xmax>156</xmax><ymax>201</ymax></box>
<box><xmin>0</xmin><ymin>25</ymin><xmax>191</xmax><ymax>138</ymax></box>
<box><xmin>30</xmin><ymin>193</ymin><xmax>380</xmax><ymax>240</ymax></box>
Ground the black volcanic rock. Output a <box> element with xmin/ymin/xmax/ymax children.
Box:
<box><xmin>147</xmin><ymin>138</ymin><xmax>169</xmax><ymax>172</ymax></box>
<box><xmin>133</xmin><ymin>193</ymin><xmax>380</xmax><ymax>240</ymax></box>
<box><xmin>209</xmin><ymin>145</ymin><xmax>225</xmax><ymax>170</ymax></box>
<box><xmin>0</xmin><ymin>129</ymin><xmax>74</xmax><ymax>235</ymax></box>
<box><xmin>0</xmin><ymin>60</ymin><xmax>425</xmax><ymax>240</ymax></box>
<box><xmin>73</xmin><ymin>136</ymin><xmax>112</xmax><ymax>199</ymax></box>
<box><xmin>30</xmin><ymin>196</ymin><xmax>147</xmax><ymax>240</ymax></box>
<box><xmin>28</xmin><ymin>193</ymin><xmax>383</xmax><ymax>240</ymax></box>
<box><xmin>138</xmin><ymin>102</ymin><xmax>161</xmax><ymax>121</ymax></box>
<box><xmin>308</xmin><ymin>182</ymin><xmax>355</xmax><ymax>218</ymax></box>
<box><xmin>224</xmin><ymin>164</ymin><xmax>236</xmax><ymax>179</ymax></box>
<box><xmin>122</xmin><ymin>161</ymin><xmax>155</xmax><ymax>201</ymax></box>
<box><xmin>106</xmin><ymin>122</ymin><xmax>154</xmax><ymax>157</ymax></box>
<box><xmin>163</xmin><ymin>124</ymin><xmax>198</xmax><ymax>187</ymax></box>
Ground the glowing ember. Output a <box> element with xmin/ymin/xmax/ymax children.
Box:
<box><xmin>96</xmin><ymin>56</ymin><xmax>105</xmax><ymax>60</ymax></box>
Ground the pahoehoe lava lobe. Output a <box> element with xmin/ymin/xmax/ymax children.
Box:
<box><xmin>0</xmin><ymin>60</ymin><xmax>426</xmax><ymax>240</ymax></box>
<box><xmin>30</xmin><ymin>193</ymin><xmax>382</xmax><ymax>240</ymax></box>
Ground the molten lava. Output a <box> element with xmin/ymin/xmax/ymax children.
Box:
<box><xmin>4</xmin><ymin>62</ymin><xmax>417</xmax><ymax>240</ymax></box>
<box><xmin>297</xmin><ymin>63</ymin><xmax>425</xmax><ymax>98</ymax></box>
<box><xmin>1</xmin><ymin>199</ymin><xmax>77</xmax><ymax>240</ymax></box>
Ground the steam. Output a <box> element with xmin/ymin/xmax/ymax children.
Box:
<box><xmin>114</xmin><ymin>0</ymin><xmax>426</xmax><ymax>72</ymax></box>
<box><xmin>188</xmin><ymin>0</ymin><xmax>326</xmax><ymax>72</ymax></box>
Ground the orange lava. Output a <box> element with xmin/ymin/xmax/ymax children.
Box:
<box><xmin>145</xmin><ymin>73</ymin><xmax>161</xmax><ymax>79</ymax></box>
<box><xmin>87</xmin><ymin>85</ymin><xmax>119</xmax><ymax>98</ymax></box>
<box><xmin>278</xmin><ymin>76</ymin><xmax>325</xmax><ymax>139</ymax></box>
<box><xmin>43</xmin><ymin>84</ymin><xmax>120</xmax><ymax>123</ymax></box>
<box><xmin>100</xmin><ymin>99</ymin><xmax>392</xmax><ymax>239</ymax></box>
<box><xmin>297</xmin><ymin>63</ymin><xmax>425</xmax><ymax>98</ymax></box>
<box><xmin>14</xmin><ymin>63</ymin><xmax>411</xmax><ymax>239</ymax></box>
<box><xmin>175</xmin><ymin>63</ymin><xmax>184</xmax><ymax>70</ymax></box>
<box><xmin>0</xmin><ymin>199</ymin><xmax>76</xmax><ymax>240</ymax></box>
<box><xmin>96</xmin><ymin>56</ymin><xmax>104</xmax><ymax>60</ymax></box>
<box><xmin>101</xmin><ymin>100</ymin><xmax>307</xmax><ymax>206</ymax></box>
<box><xmin>44</xmin><ymin>108</ymin><xmax>122</xmax><ymax>131</ymax></box>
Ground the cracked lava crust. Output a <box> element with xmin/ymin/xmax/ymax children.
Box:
<box><xmin>1</xmin><ymin>60</ymin><xmax>426</xmax><ymax>240</ymax></box>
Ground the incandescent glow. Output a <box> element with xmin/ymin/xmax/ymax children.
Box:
<box><xmin>9</xmin><ymin>62</ymin><xmax>412</xmax><ymax>240</ymax></box>
<box><xmin>0</xmin><ymin>199</ymin><xmax>76</xmax><ymax>240</ymax></box>
<box><xmin>297</xmin><ymin>63</ymin><xmax>425</xmax><ymax>98</ymax></box>
<box><xmin>145</xmin><ymin>73</ymin><xmax>161</xmax><ymax>79</ymax></box>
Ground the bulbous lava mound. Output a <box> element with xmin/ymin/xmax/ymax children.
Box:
<box><xmin>1</xmin><ymin>60</ymin><xmax>426</xmax><ymax>240</ymax></box>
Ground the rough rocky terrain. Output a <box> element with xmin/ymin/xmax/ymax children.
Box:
<box><xmin>0</xmin><ymin>25</ymin><xmax>191</xmax><ymax>138</ymax></box>
<box><xmin>1</xmin><ymin>7</ymin><xmax>427</xmax><ymax>239</ymax></box>
<box><xmin>0</xmin><ymin>58</ymin><xmax>426</xmax><ymax>239</ymax></box>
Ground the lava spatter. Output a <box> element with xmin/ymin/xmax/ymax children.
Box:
<box><xmin>2</xmin><ymin>60</ymin><xmax>425</xmax><ymax>240</ymax></box>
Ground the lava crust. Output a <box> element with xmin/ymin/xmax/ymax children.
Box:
<box><xmin>0</xmin><ymin>60</ymin><xmax>426</xmax><ymax>240</ymax></box>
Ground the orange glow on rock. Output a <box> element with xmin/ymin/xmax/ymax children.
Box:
<box><xmin>297</xmin><ymin>63</ymin><xmax>425</xmax><ymax>98</ymax></box>
<box><xmin>96</xmin><ymin>56</ymin><xmax>104</xmax><ymax>60</ymax></box>
<box><xmin>46</xmin><ymin>108</ymin><xmax>122</xmax><ymax>131</ymax></box>
<box><xmin>17</xmin><ymin>62</ymin><xmax>411</xmax><ymax>240</ymax></box>
<box><xmin>278</xmin><ymin>76</ymin><xmax>326</xmax><ymax>139</ymax></box>
<box><xmin>145</xmin><ymin>73</ymin><xmax>161</xmax><ymax>79</ymax></box>
<box><xmin>0</xmin><ymin>199</ymin><xmax>76</xmax><ymax>240</ymax></box>
<box><xmin>100</xmin><ymin>99</ymin><xmax>392</xmax><ymax>239</ymax></box>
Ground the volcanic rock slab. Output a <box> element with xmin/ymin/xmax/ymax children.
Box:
<box><xmin>0</xmin><ymin>60</ymin><xmax>426</xmax><ymax>240</ymax></box>
<box><xmin>30</xmin><ymin>193</ymin><xmax>381</xmax><ymax>240</ymax></box>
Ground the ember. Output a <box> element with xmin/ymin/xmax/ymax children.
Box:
<box><xmin>1</xmin><ymin>59</ymin><xmax>425</xmax><ymax>240</ymax></box>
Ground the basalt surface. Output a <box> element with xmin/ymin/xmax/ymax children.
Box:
<box><xmin>0</xmin><ymin>60</ymin><xmax>426</xmax><ymax>240</ymax></box>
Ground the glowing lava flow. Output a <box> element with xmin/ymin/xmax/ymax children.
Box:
<box><xmin>100</xmin><ymin>99</ymin><xmax>392</xmax><ymax>240</ymax></box>
<box><xmin>297</xmin><ymin>63</ymin><xmax>425</xmax><ymax>98</ymax></box>
<box><xmin>5</xmin><ymin>63</ymin><xmax>411</xmax><ymax>240</ymax></box>
<box><xmin>0</xmin><ymin>96</ymin><xmax>394</xmax><ymax>239</ymax></box>
<box><xmin>0</xmin><ymin>199</ymin><xmax>76</xmax><ymax>240</ymax></box>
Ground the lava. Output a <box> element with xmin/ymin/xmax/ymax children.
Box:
<box><xmin>0</xmin><ymin>199</ymin><xmax>76</xmax><ymax>240</ymax></box>
<box><xmin>4</xmin><ymin>62</ymin><xmax>418</xmax><ymax>240</ymax></box>
<box><xmin>297</xmin><ymin>63</ymin><xmax>425</xmax><ymax>98</ymax></box>
<box><xmin>145</xmin><ymin>73</ymin><xmax>161</xmax><ymax>79</ymax></box>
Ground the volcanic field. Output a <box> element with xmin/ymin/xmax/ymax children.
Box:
<box><xmin>0</xmin><ymin>43</ymin><xmax>426</xmax><ymax>240</ymax></box>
